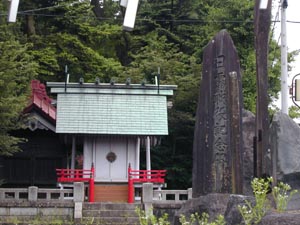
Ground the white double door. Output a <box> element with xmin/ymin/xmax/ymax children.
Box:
<box><xmin>84</xmin><ymin>136</ymin><xmax>137</xmax><ymax>182</ymax></box>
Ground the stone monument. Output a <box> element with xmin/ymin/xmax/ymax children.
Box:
<box><xmin>192</xmin><ymin>30</ymin><xmax>243</xmax><ymax>197</ymax></box>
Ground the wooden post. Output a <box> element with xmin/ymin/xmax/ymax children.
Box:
<box><xmin>228</xmin><ymin>71</ymin><xmax>243</xmax><ymax>193</ymax></box>
<box><xmin>146</xmin><ymin>136</ymin><xmax>151</xmax><ymax>171</ymax></box>
<box><xmin>136</xmin><ymin>137</ymin><xmax>140</xmax><ymax>170</ymax></box>
<box><xmin>89</xmin><ymin>164</ymin><xmax>95</xmax><ymax>203</ymax></box>
<box><xmin>71</xmin><ymin>136</ymin><xmax>76</xmax><ymax>170</ymax></box>
<box><xmin>146</xmin><ymin>136</ymin><xmax>151</xmax><ymax>179</ymax></box>
<box><xmin>254</xmin><ymin>0</ymin><xmax>272</xmax><ymax>177</ymax></box>
<box><xmin>128</xmin><ymin>165</ymin><xmax>134</xmax><ymax>203</ymax></box>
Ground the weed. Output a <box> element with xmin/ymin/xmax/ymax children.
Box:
<box><xmin>239</xmin><ymin>177</ymin><xmax>298</xmax><ymax>225</ymax></box>
<box><xmin>272</xmin><ymin>181</ymin><xmax>298</xmax><ymax>212</ymax></box>
<box><xmin>238</xmin><ymin>177</ymin><xmax>272</xmax><ymax>225</ymax></box>
<box><xmin>179</xmin><ymin>212</ymin><xmax>225</xmax><ymax>225</ymax></box>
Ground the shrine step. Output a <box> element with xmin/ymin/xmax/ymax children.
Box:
<box><xmin>81</xmin><ymin>202</ymin><xmax>141</xmax><ymax>225</ymax></box>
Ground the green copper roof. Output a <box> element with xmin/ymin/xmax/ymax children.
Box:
<box><xmin>47</xmin><ymin>82</ymin><xmax>176</xmax><ymax>135</ymax></box>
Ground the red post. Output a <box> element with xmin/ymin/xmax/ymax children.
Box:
<box><xmin>89</xmin><ymin>164</ymin><xmax>95</xmax><ymax>203</ymax></box>
<box><xmin>128</xmin><ymin>165</ymin><xmax>134</xmax><ymax>203</ymax></box>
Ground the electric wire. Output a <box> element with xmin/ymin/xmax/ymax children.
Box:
<box><xmin>2</xmin><ymin>10</ymin><xmax>300</xmax><ymax>24</ymax></box>
<box><xmin>2</xmin><ymin>11</ymin><xmax>300</xmax><ymax>24</ymax></box>
<box><xmin>270</xmin><ymin>0</ymin><xmax>281</xmax><ymax>68</ymax></box>
<box><xmin>18</xmin><ymin>5</ymin><xmax>61</xmax><ymax>13</ymax></box>
<box><xmin>2</xmin><ymin>1</ymin><xmax>300</xmax><ymax>24</ymax></box>
<box><xmin>18</xmin><ymin>0</ymin><xmax>85</xmax><ymax>13</ymax></box>
<box><xmin>270</xmin><ymin>0</ymin><xmax>281</xmax><ymax>40</ymax></box>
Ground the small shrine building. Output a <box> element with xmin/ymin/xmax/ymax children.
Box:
<box><xmin>47</xmin><ymin>80</ymin><xmax>176</xmax><ymax>202</ymax></box>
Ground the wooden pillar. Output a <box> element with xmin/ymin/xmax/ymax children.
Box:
<box><xmin>71</xmin><ymin>136</ymin><xmax>76</xmax><ymax>170</ymax></box>
<box><xmin>146</xmin><ymin>136</ymin><xmax>151</xmax><ymax>171</ymax></box>
<box><xmin>136</xmin><ymin>137</ymin><xmax>140</xmax><ymax>170</ymax></box>
<box><xmin>254</xmin><ymin>0</ymin><xmax>272</xmax><ymax>177</ymax></box>
<box><xmin>228</xmin><ymin>71</ymin><xmax>243</xmax><ymax>194</ymax></box>
<box><xmin>92</xmin><ymin>137</ymin><xmax>96</xmax><ymax>165</ymax></box>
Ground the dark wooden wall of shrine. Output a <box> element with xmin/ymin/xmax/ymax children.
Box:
<box><xmin>0</xmin><ymin>130</ymin><xmax>67</xmax><ymax>187</ymax></box>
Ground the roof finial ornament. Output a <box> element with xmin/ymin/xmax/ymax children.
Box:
<box><xmin>126</xmin><ymin>78</ymin><xmax>131</xmax><ymax>85</ymax></box>
<box><xmin>110</xmin><ymin>78</ymin><xmax>115</xmax><ymax>85</ymax></box>
<box><xmin>79</xmin><ymin>77</ymin><xmax>84</xmax><ymax>85</ymax></box>
<box><xmin>95</xmin><ymin>77</ymin><xmax>100</xmax><ymax>85</ymax></box>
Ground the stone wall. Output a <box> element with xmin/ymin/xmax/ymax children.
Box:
<box><xmin>0</xmin><ymin>201</ymin><xmax>74</xmax><ymax>221</ymax></box>
<box><xmin>0</xmin><ymin>184</ymin><xmax>83</xmax><ymax>222</ymax></box>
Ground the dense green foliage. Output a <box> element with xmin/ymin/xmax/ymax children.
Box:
<box><xmin>288</xmin><ymin>105</ymin><xmax>300</xmax><ymax>119</ymax></box>
<box><xmin>0</xmin><ymin>0</ymin><xmax>287</xmax><ymax>188</ymax></box>
<box><xmin>0</xmin><ymin>2</ymin><xmax>37</xmax><ymax>155</ymax></box>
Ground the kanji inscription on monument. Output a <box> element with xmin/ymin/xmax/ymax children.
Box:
<box><xmin>192</xmin><ymin>30</ymin><xmax>243</xmax><ymax>197</ymax></box>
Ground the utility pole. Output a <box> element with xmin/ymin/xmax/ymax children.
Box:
<box><xmin>281</xmin><ymin>0</ymin><xmax>289</xmax><ymax>114</ymax></box>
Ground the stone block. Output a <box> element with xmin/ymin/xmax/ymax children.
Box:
<box><xmin>142</xmin><ymin>183</ymin><xmax>153</xmax><ymax>203</ymax></box>
<box><xmin>38</xmin><ymin>207</ymin><xmax>72</xmax><ymax>216</ymax></box>
<box><xmin>142</xmin><ymin>183</ymin><xmax>153</xmax><ymax>217</ymax></box>
<box><xmin>187</xmin><ymin>188</ymin><xmax>192</xmax><ymax>199</ymax></box>
<box><xmin>0</xmin><ymin>207</ymin><xmax>9</xmax><ymax>216</ymax></box>
<box><xmin>28</xmin><ymin>186</ymin><xmax>38</xmax><ymax>201</ymax></box>
<box><xmin>144</xmin><ymin>202</ymin><xmax>153</xmax><ymax>217</ymax></box>
<box><xmin>74</xmin><ymin>202</ymin><xmax>83</xmax><ymax>219</ymax></box>
<box><xmin>73</xmin><ymin>182</ymin><xmax>84</xmax><ymax>202</ymax></box>
<box><xmin>10</xmin><ymin>207</ymin><xmax>37</xmax><ymax>216</ymax></box>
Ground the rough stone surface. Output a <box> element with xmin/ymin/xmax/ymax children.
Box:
<box><xmin>173</xmin><ymin>193</ymin><xmax>230</xmax><ymax>225</ymax></box>
<box><xmin>153</xmin><ymin>203</ymin><xmax>182</xmax><ymax>225</ymax></box>
<box><xmin>174</xmin><ymin>194</ymin><xmax>254</xmax><ymax>225</ymax></box>
<box><xmin>242</xmin><ymin>110</ymin><xmax>255</xmax><ymax>195</ymax></box>
<box><xmin>287</xmin><ymin>192</ymin><xmax>300</xmax><ymax>210</ymax></box>
<box><xmin>258</xmin><ymin>211</ymin><xmax>300</xmax><ymax>225</ymax></box>
<box><xmin>224</xmin><ymin>194</ymin><xmax>255</xmax><ymax>225</ymax></box>
<box><xmin>270</xmin><ymin>111</ymin><xmax>300</xmax><ymax>188</ymax></box>
<box><xmin>173</xmin><ymin>193</ymin><xmax>300</xmax><ymax>225</ymax></box>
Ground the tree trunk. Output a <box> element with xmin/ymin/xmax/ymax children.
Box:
<box><xmin>91</xmin><ymin>0</ymin><xmax>104</xmax><ymax>18</ymax></box>
<box><xmin>26</xmin><ymin>15</ymin><xmax>36</xmax><ymax>36</ymax></box>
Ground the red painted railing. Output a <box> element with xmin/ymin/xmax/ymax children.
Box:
<box><xmin>56</xmin><ymin>165</ymin><xmax>95</xmax><ymax>202</ymax></box>
<box><xmin>128</xmin><ymin>165</ymin><xmax>166</xmax><ymax>203</ymax></box>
